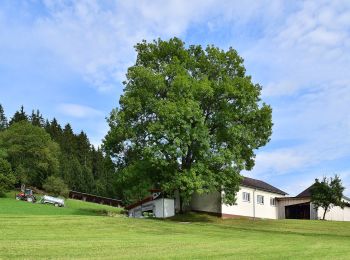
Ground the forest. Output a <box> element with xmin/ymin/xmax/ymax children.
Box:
<box><xmin>0</xmin><ymin>104</ymin><xmax>118</xmax><ymax>199</ymax></box>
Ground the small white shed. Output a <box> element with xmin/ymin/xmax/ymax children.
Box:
<box><xmin>126</xmin><ymin>190</ymin><xmax>175</xmax><ymax>218</ymax></box>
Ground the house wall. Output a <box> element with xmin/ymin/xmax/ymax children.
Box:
<box><xmin>221</xmin><ymin>187</ymin><xmax>285</xmax><ymax>219</ymax></box>
<box><xmin>316</xmin><ymin>198</ymin><xmax>350</xmax><ymax>221</ymax></box>
<box><xmin>317</xmin><ymin>206</ymin><xmax>350</xmax><ymax>221</ymax></box>
<box><xmin>190</xmin><ymin>191</ymin><xmax>222</xmax><ymax>214</ymax></box>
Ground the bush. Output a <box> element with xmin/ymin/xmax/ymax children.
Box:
<box><xmin>43</xmin><ymin>176</ymin><xmax>69</xmax><ymax>198</ymax></box>
<box><xmin>0</xmin><ymin>158</ymin><xmax>15</xmax><ymax>197</ymax></box>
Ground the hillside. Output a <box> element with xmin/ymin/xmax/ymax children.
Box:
<box><xmin>1</xmin><ymin>195</ymin><xmax>350</xmax><ymax>259</ymax></box>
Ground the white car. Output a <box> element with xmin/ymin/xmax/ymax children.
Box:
<box><xmin>41</xmin><ymin>195</ymin><xmax>65</xmax><ymax>207</ymax></box>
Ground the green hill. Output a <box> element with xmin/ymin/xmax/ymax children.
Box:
<box><xmin>0</xmin><ymin>191</ymin><xmax>123</xmax><ymax>216</ymax></box>
<box><xmin>1</xmin><ymin>194</ymin><xmax>350</xmax><ymax>259</ymax></box>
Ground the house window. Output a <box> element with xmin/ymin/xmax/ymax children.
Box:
<box><xmin>270</xmin><ymin>198</ymin><xmax>276</xmax><ymax>206</ymax></box>
<box><xmin>242</xmin><ymin>192</ymin><xmax>250</xmax><ymax>202</ymax></box>
<box><xmin>257</xmin><ymin>195</ymin><xmax>264</xmax><ymax>205</ymax></box>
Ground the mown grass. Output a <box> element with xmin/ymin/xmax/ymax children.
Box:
<box><xmin>1</xmin><ymin>195</ymin><xmax>350</xmax><ymax>259</ymax></box>
<box><xmin>0</xmin><ymin>191</ymin><xmax>123</xmax><ymax>216</ymax></box>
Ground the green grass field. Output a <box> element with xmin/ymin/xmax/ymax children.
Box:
<box><xmin>1</xmin><ymin>193</ymin><xmax>350</xmax><ymax>259</ymax></box>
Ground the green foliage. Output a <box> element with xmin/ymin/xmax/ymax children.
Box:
<box><xmin>30</xmin><ymin>109</ymin><xmax>45</xmax><ymax>127</ymax></box>
<box><xmin>43</xmin><ymin>176</ymin><xmax>69</xmax><ymax>197</ymax></box>
<box><xmin>0</xmin><ymin>104</ymin><xmax>118</xmax><ymax>199</ymax></box>
<box><xmin>0</xmin><ymin>121</ymin><xmax>60</xmax><ymax>187</ymax></box>
<box><xmin>311</xmin><ymin>175</ymin><xmax>345</xmax><ymax>220</ymax></box>
<box><xmin>0</xmin><ymin>104</ymin><xmax>8</xmax><ymax>131</ymax></box>
<box><xmin>9</xmin><ymin>105</ymin><xmax>28</xmax><ymax>125</ymax></box>
<box><xmin>0</xmin><ymin>159</ymin><xmax>15</xmax><ymax>196</ymax></box>
<box><xmin>104</xmin><ymin>38</ymin><xmax>272</xmax><ymax>208</ymax></box>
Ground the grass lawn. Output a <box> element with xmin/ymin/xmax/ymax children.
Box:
<box><xmin>1</xmin><ymin>194</ymin><xmax>350</xmax><ymax>259</ymax></box>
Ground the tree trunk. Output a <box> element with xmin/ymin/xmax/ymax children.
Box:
<box><xmin>179</xmin><ymin>195</ymin><xmax>183</xmax><ymax>214</ymax></box>
<box><xmin>322</xmin><ymin>206</ymin><xmax>328</xmax><ymax>220</ymax></box>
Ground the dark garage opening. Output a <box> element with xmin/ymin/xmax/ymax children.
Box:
<box><xmin>285</xmin><ymin>202</ymin><xmax>310</xmax><ymax>219</ymax></box>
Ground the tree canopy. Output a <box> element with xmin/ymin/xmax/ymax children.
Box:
<box><xmin>0</xmin><ymin>104</ymin><xmax>8</xmax><ymax>131</ymax></box>
<box><xmin>0</xmin><ymin>104</ymin><xmax>118</xmax><ymax>198</ymax></box>
<box><xmin>311</xmin><ymin>175</ymin><xmax>345</xmax><ymax>220</ymax></box>
<box><xmin>0</xmin><ymin>121</ymin><xmax>60</xmax><ymax>187</ymax></box>
<box><xmin>0</xmin><ymin>158</ymin><xmax>15</xmax><ymax>196</ymax></box>
<box><xmin>9</xmin><ymin>105</ymin><xmax>28</xmax><ymax>125</ymax></box>
<box><xmin>104</xmin><ymin>38</ymin><xmax>272</xmax><ymax>209</ymax></box>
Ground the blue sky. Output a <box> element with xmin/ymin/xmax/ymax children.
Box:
<box><xmin>1</xmin><ymin>0</ymin><xmax>350</xmax><ymax>196</ymax></box>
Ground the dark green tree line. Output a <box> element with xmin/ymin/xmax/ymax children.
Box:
<box><xmin>0</xmin><ymin>104</ymin><xmax>118</xmax><ymax>198</ymax></box>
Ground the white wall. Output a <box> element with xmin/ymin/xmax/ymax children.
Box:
<box><xmin>314</xmin><ymin>197</ymin><xmax>350</xmax><ymax>221</ymax></box>
<box><xmin>129</xmin><ymin>198</ymin><xmax>175</xmax><ymax>218</ymax></box>
<box><xmin>154</xmin><ymin>198</ymin><xmax>175</xmax><ymax>218</ymax></box>
<box><xmin>221</xmin><ymin>187</ymin><xmax>285</xmax><ymax>219</ymax></box>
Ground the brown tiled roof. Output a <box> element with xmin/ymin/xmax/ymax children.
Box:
<box><xmin>241</xmin><ymin>177</ymin><xmax>288</xmax><ymax>195</ymax></box>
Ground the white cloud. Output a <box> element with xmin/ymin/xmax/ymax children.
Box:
<box><xmin>0</xmin><ymin>0</ymin><xmax>291</xmax><ymax>92</ymax></box>
<box><xmin>239</xmin><ymin>1</ymin><xmax>350</xmax><ymax>190</ymax></box>
<box><xmin>57</xmin><ymin>103</ymin><xmax>103</xmax><ymax>118</ymax></box>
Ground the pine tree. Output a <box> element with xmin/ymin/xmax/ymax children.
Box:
<box><xmin>30</xmin><ymin>109</ymin><xmax>44</xmax><ymax>127</ymax></box>
<box><xmin>76</xmin><ymin>131</ymin><xmax>91</xmax><ymax>167</ymax></box>
<box><xmin>9</xmin><ymin>105</ymin><xmax>28</xmax><ymax>125</ymax></box>
<box><xmin>0</xmin><ymin>104</ymin><xmax>8</xmax><ymax>131</ymax></box>
<box><xmin>60</xmin><ymin>124</ymin><xmax>75</xmax><ymax>154</ymax></box>
<box><xmin>45</xmin><ymin>118</ymin><xmax>63</xmax><ymax>143</ymax></box>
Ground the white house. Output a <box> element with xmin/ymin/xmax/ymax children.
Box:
<box><xmin>189</xmin><ymin>177</ymin><xmax>288</xmax><ymax>219</ymax></box>
<box><xmin>277</xmin><ymin>185</ymin><xmax>350</xmax><ymax>221</ymax></box>
<box><xmin>126</xmin><ymin>177</ymin><xmax>350</xmax><ymax>221</ymax></box>
<box><xmin>187</xmin><ymin>177</ymin><xmax>350</xmax><ymax>221</ymax></box>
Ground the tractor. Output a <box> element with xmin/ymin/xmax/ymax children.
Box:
<box><xmin>16</xmin><ymin>186</ymin><xmax>36</xmax><ymax>203</ymax></box>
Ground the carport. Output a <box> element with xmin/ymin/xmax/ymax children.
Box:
<box><xmin>285</xmin><ymin>202</ymin><xmax>310</xmax><ymax>219</ymax></box>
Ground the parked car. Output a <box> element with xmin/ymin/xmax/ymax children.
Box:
<box><xmin>40</xmin><ymin>195</ymin><xmax>65</xmax><ymax>207</ymax></box>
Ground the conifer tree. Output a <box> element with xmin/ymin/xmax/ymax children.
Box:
<box><xmin>0</xmin><ymin>104</ymin><xmax>8</xmax><ymax>131</ymax></box>
<box><xmin>30</xmin><ymin>109</ymin><xmax>45</xmax><ymax>127</ymax></box>
<box><xmin>9</xmin><ymin>105</ymin><xmax>28</xmax><ymax>125</ymax></box>
<box><xmin>45</xmin><ymin>118</ymin><xmax>63</xmax><ymax>143</ymax></box>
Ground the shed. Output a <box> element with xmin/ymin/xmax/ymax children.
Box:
<box><xmin>126</xmin><ymin>190</ymin><xmax>175</xmax><ymax>218</ymax></box>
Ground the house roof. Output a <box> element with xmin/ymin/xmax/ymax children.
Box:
<box><xmin>296</xmin><ymin>185</ymin><xmax>350</xmax><ymax>202</ymax></box>
<box><xmin>295</xmin><ymin>185</ymin><xmax>313</xmax><ymax>198</ymax></box>
<box><xmin>241</xmin><ymin>177</ymin><xmax>288</xmax><ymax>195</ymax></box>
<box><xmin>343</xmin><ymin>195</ymin><xmax>350</xmax><ymax>201</ymax></box>
<box><xmin>125</xmin><ymin>196</ymin><xmax>154</xmax><ymax>210</ymax></box>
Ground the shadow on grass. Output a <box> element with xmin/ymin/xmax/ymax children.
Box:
<box><xmin>168</xmin><ymin>212</ymin><xmax>219</xmax><ymax>223</ymax></box>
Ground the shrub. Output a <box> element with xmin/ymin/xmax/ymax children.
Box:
<box><xmin>0</xmin><ymin>158</ymin><xmax>15</xmax><ymax>197</ymax></box>
<box><xmin>43</xmin><ymin>176</ymin><xmax>69</xmax><ymax>198</ymax></box>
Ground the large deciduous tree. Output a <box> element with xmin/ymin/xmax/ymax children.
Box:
<box><xmin>0</xmin><ymin>121</ymin><xmax>60</xmax><ymax>187</ymax></box>
<box><xmin>104</xmin><ymin>38</ymin><xmax>272</xmax><ymax>210</ymax></box>
<box><xmin>311</xmin><ymin>175</ymin><xmax>345</xmax><ymax>220</ymax></box>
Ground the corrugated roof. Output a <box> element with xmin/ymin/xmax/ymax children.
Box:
<box><xmin>241</xmin><ymin>177</ymin><xmax>288</xmax><ymax>195</ymax></box>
